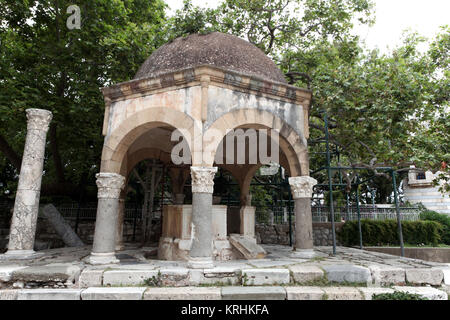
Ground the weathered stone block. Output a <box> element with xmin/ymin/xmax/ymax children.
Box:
<box><xmin>17</xmin><ymin>289</ymin><xmax>81</xmax><ymax>300</ymax></box>
<box><xmin>221</xmin><ymin>286</ymin><xmax>286</xmax><ymax>300</ymax></box>
<box><xmin>285</xmin><ymin>287</ymin><xmax>324</xmax><ymax>300</ymax></box>
<box><xmin>229</xmin><ymin>234</ymin><xmax>266</xmax><ymax>259</ymax></box>
<box><xmin>81</xmin><ymin>287</ymin><xmax>146</xmax><ymax>300</ymax></box>
<box><xmin>0</xmin><ymin>289</ymin><xmax>19</xmax><ymax>300</ymax></box>
<box><xmin>392</xmin><ymin>286</ymin><xmax>448</xmax><ymax>300</ymax></box>
<box><xmin>368</xmin><ymin>265</ymin><xmax>405</xmax><ymax>286</ymax></box>
<box><xmin>405</xmin><ymin>268</ymin><xmax>443</xmax><ymax>286</ymax></box>
<box><xmin>442</xmin><ymin>267</ymin><xmax>450</xmax><ymax>285</ymax></box>
<box><xmin>159</xmin><ymin>268</ymin><xmax>189</xmax><ymax>286</ymax></box>
<box><xmin>288</xmin><ymin>265</ymin><xmax>324</xmax><ymax>283</ymax></box>
<box><xmin>0</xmin><ymin>265</ymin><xmax>27</xmax><ymax>282</ymax></box>
<box><xmin>189</xmin><ymin>268</ymin><xmax>241</xmax><ymax>286</ymax></box>
<box><xmin>78</xmin><ymin>268</ymin><xmax>104</xmax><ymax>288</ymax></box>
<box><xmin>103</xmin><ymin>269</ymin><xmax>159</xmax><ymax>286</ymax></box>
<box><xmin>242</xmin><ymin>268</ymin><xmax>290</xmax><ymax>285</ymax></box>
<box><xmin>323</xmin><ymin>264</ymin><xmax>372</xmax><ymax>284</ymax></box>
<box><xmin>322</xmin><ymin>287</ymin><xmax>363</xmax><ymax>300</ymax></box>
<box><xmin>144</xmin><ymin>287</ymin><xmax>221</xmax><ymax>300</ymax></box>
<box><xmin>358</xmin><ymin>287</ymin><xmax>395</xmax><ymax>300</ymax></box>
<box><xmin>11</xmin><ymin>263</ymin><xmax>81</xmax><ymax>284</ymax></box>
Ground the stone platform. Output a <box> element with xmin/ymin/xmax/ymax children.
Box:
<box><xmin>1</xmin><ymin>245</ymin><xmax>449</xmax><ymax>300</ymax></box>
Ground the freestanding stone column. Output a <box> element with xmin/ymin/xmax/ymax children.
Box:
<box><xmin>115</xmin><ymin>198</ymin><xmax>125</xmax><ymax>251</ymax></box>
<box><xmin>89</xmin><ymin>172</ymin><xmax>125</xmax><ymax>265</ymax></box>
<box><xmin>288</xmin><ymin>176</ymin><xmax>317</xmax><ymax>258</ymax></box>
<box><xmin>4</xmin><ymin>108</ymin><xmax>52</xmax><ymax>258</ymax></box>
<box><xmin>188</xmin><ymin>166</ymin><xmax>217</xmax><ymax>268</ymax></box>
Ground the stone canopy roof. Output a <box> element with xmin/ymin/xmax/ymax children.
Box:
<box><xmin>134</xmin><ymin>32</ymin><xmax>287</xmax><ymax>84</ymax></box>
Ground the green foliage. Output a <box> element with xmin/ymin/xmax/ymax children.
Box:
<box><xmin>372</xmin><ymin>291</ymin><xmax>427</xmax><ymax>300</ymax></box>
<box><xmin>338</xmin><ymin>219</ymin><xmax>443</xmax><ymax>246</ymax></box>
<box><xmin>419</xmin><ymin>206</ymin><xmax>450</xmax><ymax>245</ymax></box>
<box><xmin>0</xmin><ymin>0</ymin><xmax>167</xmax><ymax>198</ymax></box>
<box><xmin>0</xmin><ymin>0</ymin><xmax>448</xmax><ymax>202</ymax></box>
<box><xmin>143</xmin><ymin>271</ymin><xmax>162</xmax><ymax>287</ymax></box>
<box><xmin>167</xmin><ymin>1</ymin><xmax>450</xmax><ymax>194</ymax></box>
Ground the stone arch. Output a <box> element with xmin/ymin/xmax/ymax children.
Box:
<box><xmin>122</xmin><ymin>147</ymin><xmax>172</xmax><ymax>178</ymax></box>
<box><xmin>100</xmin><ymin>107</ymin><xmax>196</xmax><ymax>174</ymax></box>
<box><xmin>203</xmin><ymin>108</ymin><xmax>309</xmax><ymax>177</ymax></box>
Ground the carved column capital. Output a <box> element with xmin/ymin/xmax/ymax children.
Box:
<box><xmin>288</xmin><ymin>176</ymin><xmax>317</xmax><ymax>199</ymax></box>
<box><xmin>96</xmin><ymin>173</ymin><xmax>125</xmax><ymax>199</ymax></box>
<box><xmin>190</xmin><ymin>166</ymin><xmax>217</xmax><ymax>193</ymax></box>
<box><xmin>26</xmin><ymin>109</ymin><xmax>53</xmax><ymax>131</ymax></box>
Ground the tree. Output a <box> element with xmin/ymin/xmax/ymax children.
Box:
<box><xmin>167</xmin><ymin>1</ymin><xmax>449</xmax><ymax>196</ymax></box>
<box><xmin>0</xmin><ymin>0</ymin><xmax>167</xmax><ymax>200</ymax></box>
<box><xmin>290</xmin><ymin>30</ymin><xmax>450</xmax><ymax>195</ymax></box>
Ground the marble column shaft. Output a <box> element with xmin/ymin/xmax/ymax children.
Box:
<box><xmin>7</xmin><ymin>108</ymin><xmax>52</xmax><ymax>254</ymax></box>
<box><xmin>288</xmin><ymin>176</ymin><xmax>318</xmax><ymax>250</ymax></box>
<box><xmin>188</xmin><ymin>166</ymin><xmax>217</xmax><ymax>268</ymax></box>
<box><xmin>115</xmin><ymin>198</ymin><xmax>125</xmax><ymax>251</ymax></box>
<box><xmin>90</xmin><ymin>172</ymin><xmax>125</xmax><ymax>264</ymax></box>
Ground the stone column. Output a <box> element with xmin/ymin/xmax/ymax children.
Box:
<box><xmin>89</xmin><ymin>172</ymin><xmax>125</xmax><ymax>265</ymax></box>
<box><xmin>4</xmin><ymin>109</ymin><xmax>52</xmax><ymax>258</ymax></box>
<box><xmin>188</xmin><ymin>166</ymin><xmax>217</xmax><ymax>268</ymax></box>
<box><xmin>115</xmin><ymin>198</ymin><xmax>125</xmax><ymax>251</ymax></box>
<box><xmin>288</xmin><ymin>176</ymin><xmax>317</xmax><ymax>258</ymax></box>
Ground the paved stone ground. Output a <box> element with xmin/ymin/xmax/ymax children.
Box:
<box><xmin>0</xmin><ymin>286</ymin><xmax>447</xmax><ymax>300</ymax></box>
<box><xmin>0</xmin><ymin>245</ymin><xmax>449</xmax><ymax>300</ymax></box>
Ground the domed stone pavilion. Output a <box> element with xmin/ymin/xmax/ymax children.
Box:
<box><xmin>90</xmin><ymin>32</ymin><xmax>316</xmax><ymax>267</ymax></box>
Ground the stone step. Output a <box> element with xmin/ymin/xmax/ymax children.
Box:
<box><xmin>9</xmin><ymin>263</ymin><xmax>81</xmax><ymax>285</ymax></box>
<box><xmin>1</xmin><ymin>286</ymin><xmax>447</xmax><ymax>300</ymax></box>
<box><xmin>75</xmin><ymin>263</ymin><xmax>447</xmax><ymax>288</ymax></box>
<box><xmin>229</xmin><ymin>234</ymin><xmax>266</xmax><ymax>259</ymax></box>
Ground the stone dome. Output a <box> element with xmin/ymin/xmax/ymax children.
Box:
<box><xmin>134</xmin><ymin>32</ymin><xmax>287</xmax><ymax>83</ymax></box>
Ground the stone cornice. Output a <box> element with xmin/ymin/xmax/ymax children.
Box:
<box><xmin>101</xmin><ymin>65</ymin><xmax>312</xmax><ymax>106</ymax></box>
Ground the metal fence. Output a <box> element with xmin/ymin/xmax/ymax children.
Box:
<box><xmin>252</xmin><ymin>201</ymin><xmax>421</xmax><ymax>224</ymax></box>
<box><xmin>50</xmin><ymin>202</ymin><xmax>146</xmax><ymax>221</ymax></box>
<box><xmin>311</xmin><ymin>206</ymin><xmax>421</xmax><ymax>222</ymax></box>
<box><xmin>1</xmin><ymin>199</ymin><xmax>421</xmax><ymax>225</ymax></box>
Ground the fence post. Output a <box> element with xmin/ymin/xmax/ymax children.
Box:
<box><xmin>75</xmin><ymin>200</ymin><xmax>81</xmax><ymax>234</ymax></box>
<box><xmin>355</xmin><ymin>177</ymin><xmax>363</xmax><ymax>250</ymax></box>
<box><xmin>133</xmin><ymin>203</ymin><xmax>138</xmax><ymax>242</ymax></box>
<box><xmin>391</xmin><ymin>170</ymin><xmax>405</xmax><ymax>257</ymax></box>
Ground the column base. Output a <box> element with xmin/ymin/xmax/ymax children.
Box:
<box><xmin>88</xmin><ymin>252</ymin><xmax>119</xmax><ymax>265</ymax></box>
<box><xmin>187</xmin><ymin>256</ymin><xmax>214</xmax><ymax>269</ymax></box>
<box><xmin>290</xmin><ymin>249</ymin><xmax>317</xmax><ymax>259</ymax></box>
<box><xmin>0</xmin><ymin>250</ymin><xmax>44</xmax><ymax>260</ymax></box>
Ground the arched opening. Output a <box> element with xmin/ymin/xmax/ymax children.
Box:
<box><xmin>104</xmin><ymin>117</ymin><xmax>193</xmax><ymax>255</ymax></box>
<box><xmin>207</xmin><ymin>109</ymin><xmax>308</xmax><ymax>245</ymax></box>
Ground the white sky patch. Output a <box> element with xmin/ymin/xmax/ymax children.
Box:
<box><xmin>164</xmin><ymin>0</ymin><xmax>449</xmax><ymax>52</ymax></box>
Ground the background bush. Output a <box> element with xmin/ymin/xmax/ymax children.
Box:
<box><xmin>338</xmin><ymin>219</ymin><xmax>443</xmax><ymax>246</ymax></box>
<box><xmin>372</xmin><ymin>291</ymin><xmax>427</xmax><ymax>300</ymax></box>
<box><xmin>419</xmin><ymin>207</ymin><xmax>450</xmax><ymax>245</ymax></box>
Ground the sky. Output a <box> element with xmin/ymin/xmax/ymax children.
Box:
<box><xmin>164</xmin><ymin>0</ymin><xmax>449</xmax><ymax>52</ymax></box>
